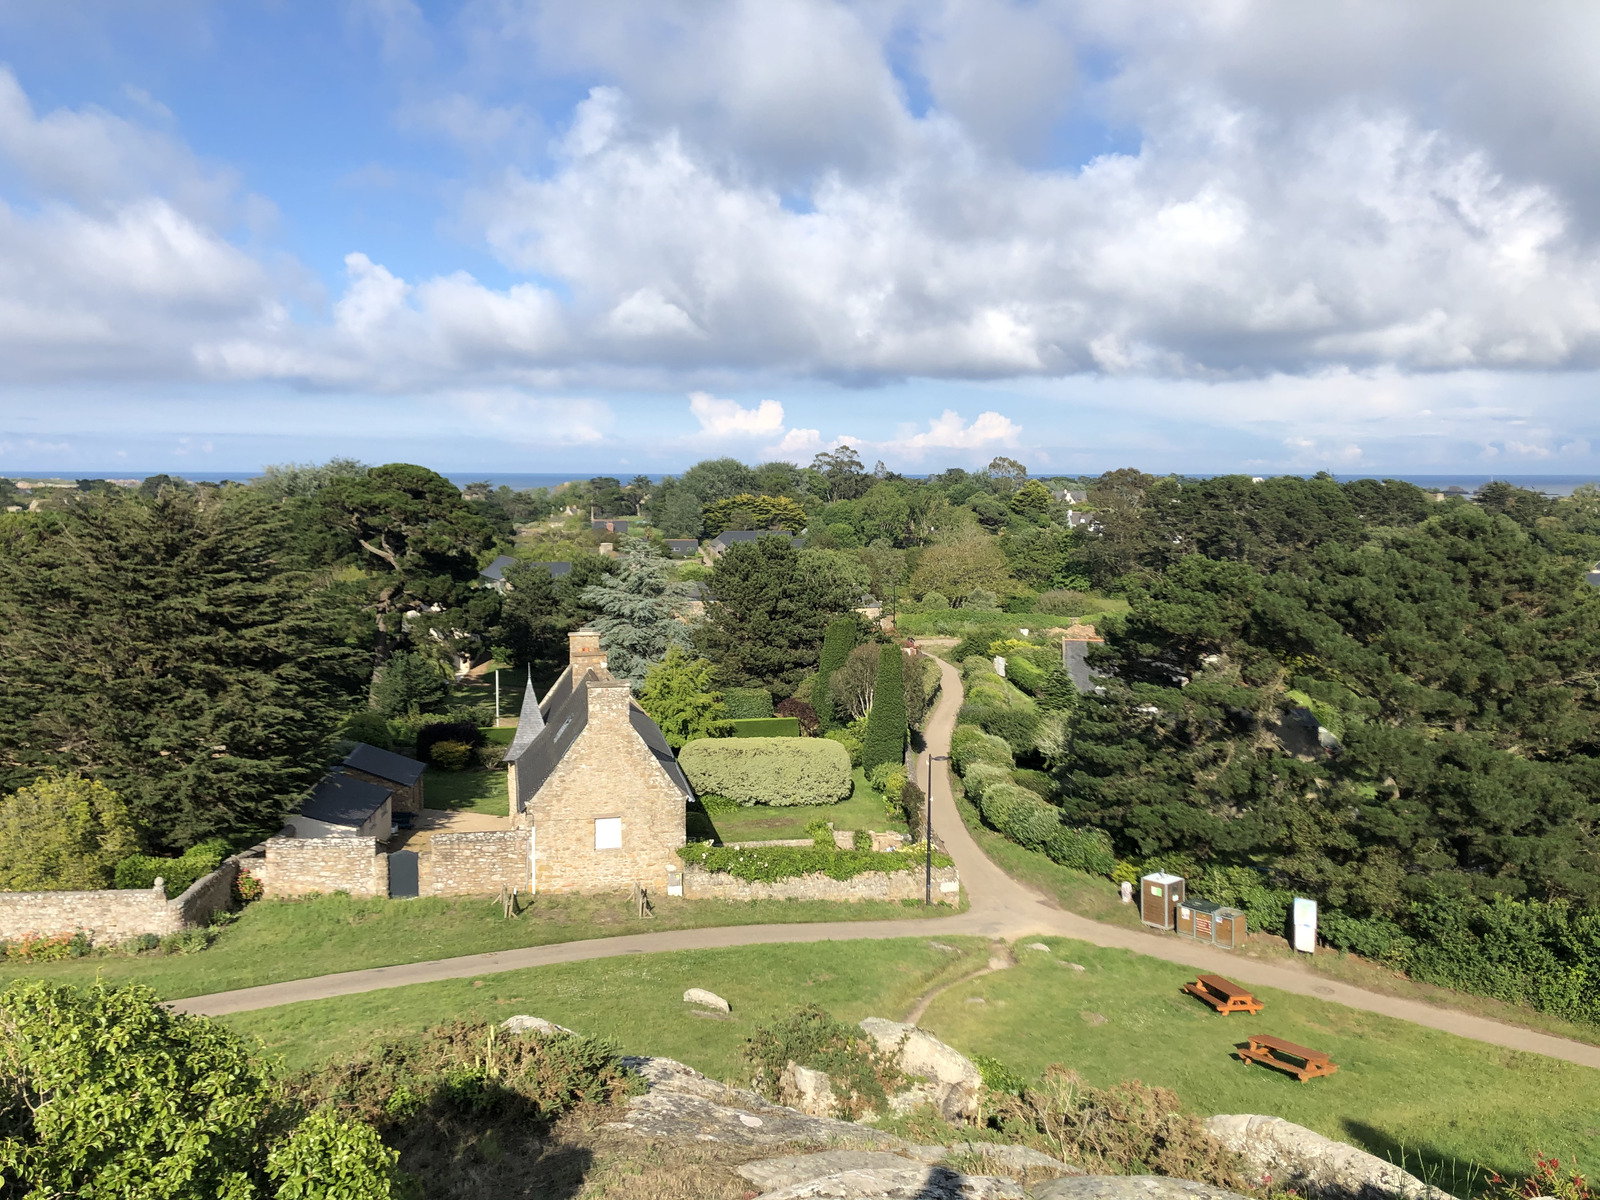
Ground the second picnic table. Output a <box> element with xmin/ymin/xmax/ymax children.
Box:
<box><xmin>1237</xmin><ymin>1034</ymin><xmax>1339</xmax><ymax>1082</ymax></box>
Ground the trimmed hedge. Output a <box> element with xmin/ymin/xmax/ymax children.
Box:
<box><xmin>961</xmin><ymin>762</ymin><xmax>1013</xmax><ymax>801</ymax></box>
<box><xmin>114</xmin><ymin>839</ymin><xmax>230</xmax><ymax>899</ymax></box>
<box><xmin>678</xmin><ymin>737</ymin><xmax>852</xmax><ymax>806</ymax></box>
<box><xmin>726</xmin><ymin>717</ymin><xmax>801</xmax><ymax>738</ymax></box>
<box><xmin>678</xmin><ymin>841</ymin><xmax>952</xmax><ymax>884</ymax></box>
<box><xmin>1045</xmin><ymin>826</ymin><xmax>1116</xmax><ymax>876</ymax></box>
<box><xmin>823</xmin><ymin>728</ymin><xmax>862</xmax><ymax>767</ymax></box>
<box><xmin>723</xmin><ymin>687</ymin><xmax>775</xmax><ymax>720</ymax></box>
<box><xmin>977</xmin><ymin>784</ymin><xmax>1059</xmax><ymax>851</ymax></box>
<box><xmin>950</xmin><ymin>724</ymin><xmax>1014</xmax><ymax>774</ymax></box>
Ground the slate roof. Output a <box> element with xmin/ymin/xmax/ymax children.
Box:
<box><xmin>302</xmin><ymin>771</ymin><xmax>392</xmax><ymax>827</ymax></box>
<box><xmin>479</xmin><ymin>554</ymin><xmax>517</xmax><ymax>583</ymax></box>
<box><xmin>342</xmin><ymin>743</ymin><xmax>425</xmax><ymax>787</ymax></box>
<box><xmin>1062</xmin><ymin>640</ymin><xmax>1100</xmax><ymax>695</ymax></box>
<box><xmin>509</xmin><ymin>671</ymin><xmax>693</xmax><ymax>811</ymax></box>
<box><xmin>504</xmin><ymin>675</ymin><xmax>544</xmax><ymax>762</ymax></box>
<box><xmin>664</xmin><ymin>539</ymin><xmax>699</xmax><ymax>556</ymax></box>
<box><xmin>709</xmin><ymin>529</ymin><xmax>800</xmax><ymax>550</ymax></box>
<box><xmin>592</xmin><ymin>520</ymin><xmax>629</xmax><ymax>533</ymax></box>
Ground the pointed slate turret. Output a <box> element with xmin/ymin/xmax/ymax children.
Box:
<box><xmin>504</xmin><ymin>676</ymin><xmax>544</xmax><ymax>763</ymax></box>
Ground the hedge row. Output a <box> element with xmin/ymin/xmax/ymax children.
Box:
<box><xmin>725</xmin><ymin>717</ymin><xmax>801</xmax><ymax>738</ymax></box>
<box><xmin>677</xmin><ymin>841</ymin><xmax>953</xmax><ymax>884</ymax></box>
<box><xmin>114</xmin><ymin>839</ymin><xmax>230</xmax><ymax>899</ymax></box>
<box><xmin>678</xmin><ymin>737</ymin><xmax>852</xmax><ymax>806</ymax></box>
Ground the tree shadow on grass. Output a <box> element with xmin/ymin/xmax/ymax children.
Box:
<box><xmin>1341</xmin><ymin>1120</ymin><xmax>1506</xmax><ymax>1199</ymax></box>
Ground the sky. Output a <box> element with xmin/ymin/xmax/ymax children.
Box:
<box><xmin>3</xmin><ymin>1</ymin><xmax>1600</xmax><ymax>477</ymax></box>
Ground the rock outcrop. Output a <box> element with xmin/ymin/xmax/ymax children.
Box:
<box><xmin>859</xmin><ymin>1016</ymin><xmax>984</xmax><ymax>1122</ymax></box>
<box><xmin>1205</xmin><ymin>1115</ymin><xmax>1452</xmax><ymax>1200</ymax></box>
<box><xmin>1032</xmin><ymin>1177</ymin><xmax>1253</xmax><ymax>1200</ymax></box>
<box><xmin>736</xmin><ymin>1150</ymin><xmax>1023</xmax><ymax>1199</ymax></box>
<box><xmin>499</xmin><ymin>1015</ymin><xmax>572</xmax><ymax>1036</ymax></box>
<box><xmin>780</xmin><ymin>1061</ymin><xmax>837</xmax><ymax>1118</ymax></box>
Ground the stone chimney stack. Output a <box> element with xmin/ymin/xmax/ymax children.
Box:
<box><xmin>569</xmin><ymin>629</ymin><xmax>607</xmax><ymax>674</ymax></box>
<box><xmin>585</xmin><ymin>677</ymin><xmax>632</xmax><ymax>731</ymax></box>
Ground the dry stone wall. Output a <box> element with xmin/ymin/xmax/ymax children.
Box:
<box><xmin>420</xmin><ymin>829</ymin><xmax>530</xmax><ymax>896</ymax></box>
<box><xmin>681</xmin><ymin>862</ymin><xmax>960</xmax><ymax>904</ymax></box>
<box><xmin>0</xmin><ymin>857</ymin><xmax>240</xmax><ymax>947</ymax></box>
<box><xmin>263</xmin><ymin>837</ymin><xmax>389</xmax><ymax>898</ymax></box>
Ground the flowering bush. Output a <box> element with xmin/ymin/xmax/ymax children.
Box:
<box><xmin>1</xmin><ymin>932</ymin><xmax>90</xmax><ymax>962</ymax></box>
<box><xmin>233</xmin><ymin>870</ymin><xmax>263</xmax><ymax>904</ymax></box>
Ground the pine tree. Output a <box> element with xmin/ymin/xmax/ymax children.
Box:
<box><xmin>812</xmin><ymin>616</ymin><xmax>858</xmax><ymax>729</ymax></box>
<box><xmin>862</xmin><ymin>644</ymin><xmax>908</xmax><ymax>773</ymax></box>
<box><xmin>0</xmin><ymin>490</ymin><xmax>369</xmax><ymax>850</ymax></box>
<box><xmin>579</xmin><ymin>540</ymin><xmax>692</xmax><ymax>685</ymax></box>
<box><xmin>637</xmin><ymin>646</ymin><xmax>727</xmax><ymax>749</ymax></box>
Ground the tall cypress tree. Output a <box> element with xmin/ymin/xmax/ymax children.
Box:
<box><xmin>812</xmin><ymin>616</ymin><xmax>858</xmax><ymax>729</ymax></box>
<box><xmin>863</xmin><ymin>644</ymin><xmax>908</xmax><ymax>772</ymax></box>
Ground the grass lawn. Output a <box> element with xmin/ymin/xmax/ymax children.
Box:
<box><xmin>423</xmin><ymin>767</ymin><xmax>507</xmax><ymax>815</ymax></box>
<box><xmin>916</xmin><ymin>936</ymin><xmax>1599</xmax><ymax>1190</ymax></box>
<box><xmin>707</xmin><ymin>768</ymin><xmax>908</xmax><ymax>843</ymax></box>
<box><xmin>897</xmin><ymin>598</ymin><xmax>1130</xmax><ymax>639</ymax></box>
<box><xmin>0</xmin><ymin>890</ymin><xmax>960</xmax><ymax>1001</ymax></box>
<box><xmin>222</xmin><ymin>937</ymin><xmax>992</xmax><ymax>1073</ymax></box>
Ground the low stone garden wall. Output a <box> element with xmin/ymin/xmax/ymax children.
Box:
<box><xmin>0</xmin><ymin>857</ymin><xmax>241</xmax><ymax>947</ymax></box>
<box><xmin>680</xmin><ymin>861</ymin><xmax>960</xmax><ymax>904</ymax></box>
<box><xmin>419</xmin><ymin>829</ymin><xmax>530</xmax><ymax>896</ymax></box>
<box><xmin>263</xmin><ymin>836</ymin><xmax>388</xmax><ymax>898</ymax></box>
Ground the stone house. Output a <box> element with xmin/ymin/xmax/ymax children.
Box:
<box><xmin>702</xmin><ymin>528</ymin><xmax>802</xmax><ymax>561</ymax></box>
<box><xmin>504</xmin><ymin>631</ymin><xmax>689</xmax><ymax>894</ymax></box>
<box><xmin>341</xmin><ymin>743</ymin><xmax>426</xmax><ymax>813</ymax></box>
<box><xmin>287</xmin><ymin>771</ymin><xmax>393</xmax><ymax>840</ymax></box>
<box><xmin>663</xmin><ymin>538</ymin><xmax>699</xmax><ymax>557</ymax></box>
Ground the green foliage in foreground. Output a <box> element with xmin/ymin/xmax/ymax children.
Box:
<box><xmin>114</xmin><ymin>837</ymin><xmax>230</xmax><ymax>898</ymax></box>
<box><xmin>0</xmin><ymin>980</ymin><xmax>395</xmax><ymax>1198</ymax></box>
<box><xmin>744</xmin><ymin>1004</ymin><xmax>902</xmax><ymax>1119</ymax></box>
<box><xmin>677</xmin><ymin>840</ymin><xmax>952</xmax><ymax>884</ymax></box>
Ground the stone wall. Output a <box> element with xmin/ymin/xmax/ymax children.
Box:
<box><xmin>0</xmin><ymin>856</ymin><xmax>240</xmax><ymax>947</ymax></box>
<box><xmin>681</xmin><ymin>862</ymin><xmax>960</xmax><ymax>904</ymax></box>
<box><xmin>263</xmin><ymin>837</ymin><xmax>389</xmax><ymax>898</ymax></box>
<box><xmin>420</xmin><ymin>829</ymin><xmax>530</xmax><ymax>896</ymax></box>
<box><xmin>523</xmin><ymin>680</ymin><xmax>687</xmax><ymax>894</ymax></box>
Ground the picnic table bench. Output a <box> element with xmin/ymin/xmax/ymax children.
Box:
<box><xmin>1182</xmin><ymin>974</ymin><xmax>1264</xmax><ymax>1015</ymax></box>
<box><xmin>1237</xmin><ymin>1034</ymin><xmax>1338</xmax><ymax>1082</ymax></box>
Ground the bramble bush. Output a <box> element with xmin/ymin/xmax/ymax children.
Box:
<box><xmin>744</xmin><ymin>1005</ymin><xmax>905</xmax><ymax>1120</ymax></box>
<box><xmin>679</xmin><ymin>737</ymin><xmax>852</xmax><ymax>806</ymax></box>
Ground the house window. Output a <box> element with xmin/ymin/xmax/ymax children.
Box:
<box><xmin>594</xmin><ymin>817</ymin><xmax>622</xmax><ymax>850</ymax></box>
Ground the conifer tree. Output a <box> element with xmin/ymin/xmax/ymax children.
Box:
<box><xmin>637</xmin><ymin>646</ymin><xmax>726</xmax><ymax>749</ymax></box>
<box><xmin>812</xmin><ymin>616</ymin><xmax>858</xmax><ymax>729</ymax></box>
<box><xmin>579</xmin><ymin>540</ymin><xmax>692</xmax><ymax>685</ymax></box>
<box><xmin>862</xmin><ymin>644</ymin><xmax>908</xmax><ymax>773</ymax></box>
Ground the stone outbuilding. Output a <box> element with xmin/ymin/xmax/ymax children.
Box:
<box><xmin>341</xmin><ymin>743</ymin><xmax>426</xmax><ymax>813</ymax></box>
<box><xmin>505</xmin><ymin>630</ymin><xmax>689</xmax><ymax>894</ymax></box>
<box><xmin>286</xmin><ymin>771</ymin><xmax>393</xmax><ymax>840</ymax></box>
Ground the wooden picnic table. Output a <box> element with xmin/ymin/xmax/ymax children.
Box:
<box><xmin>1182</xmin><ymin>974</ymin><xmax>1264</xmax><ymax>1015</ymax></box>
<box><xmin>1237</xmin><ymin>1034</ymin><xmax>1338</xmax><ymax>1082</ymax></box>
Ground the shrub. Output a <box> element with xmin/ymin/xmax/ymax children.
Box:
<box><xmin>476</xmin><ymin>742</ymin><xmax>508</xmax><ymax>770</ymax></box>
<box><xmin>863</xmin><ymin>645</ymin><xmax>908</xmax><ymax>773</ymax></box>
<box><xmin>725</xmin><ymin>717</ymin><xmax>802</xmax><ymax>737</ymax></box>
<box><xmin>961</xmin><ymin>762</ymin><xmax>1013</xmax><ymax>801</ymax></box>
<box><xmin>823</xmin><ymin>728</ymin><xmax>863</xmax><ymax>767</ymax></box>
<box><xmin>161</xmin><ymin>928</ymin><xmax>212</xmax><ymax>955</ymax></box>
<box><xmin>340</xmin><ymin>711</ymin><xmax>396</xmax><ymax>751</ymax></box>
<box><xmin>813</xmin><ymin>616</ymin><xmax>859</xmax><ymax>730</ymax></box>
<box><xmin>921</xmin><ymin>591</ymin><xmax>950</xmax><ymax>610</ymax></box>
<box><xmin>698</xmin><ymin>793</ymin><xmax>740</xmax><ymax>814</ymax></box>
<box><xmin>115</xmin><ymin>839</ymin><xmax>230</xmax><ymax>899</ymax></box>
<box><xmin>371</xmin><ymin>650</ymin><xmax>449</xmax><ymax>717</ymax></box>
<box><xmin>417</xmin><ymin>721</ymin><xmax>484</xmax><ymax>763</ymax></box>
<box><xmin>0</xmin><ymin>775</ymin><xmax>141</xmax><ymax>892</ymax></box>
<box><xmin>233</xmin><ymin>870</ymin><xmax>263</xmax><ymax>904</ymax></box>
<box><xmin>723</xmin><ymin>687</ymin><xmax>775</xmax><ymax>719</ymax></box>
<box><xmin>744</xmin><ymin>1005</ymin><xmax>905</xmax><ymax>1120</ymax></box>
<box><xmin>1045</xmin><ymin>827</ymin><xmax>1116</xmax><ymax>877</ymax></box>
<box><xmin>977</xmin><ymin>782</ymin><xmax>1037</xmax><ymax>834</ymax></box>
<box><xmin>1005</xmin><ymin>654</ymin><xmax>1048</xmax><ymax>695</ymax></box>
<box><xmin>2</xmin><ymin>933</ymin><xmax>83</xmax><ymax>963</ymax></box>
<box><xmin>960</xmin><ymin>703</ymin><xmax>1042</xmax><ymax>757</ymax></box>
<box><xmin>999</xmin><ymin>791</ymin><xmax>1061</xmax><ymax>851</ymax></box>
<box><xmin>950</xmin><ymin>724</ymin><xmax>1014</xmax><ymax>773</ymax></box>
<box><xmin>678</xmin><ymin>737</ymin><xmax>852</xmax><ymax>806</ymax></box>
<box><xmin>1012</xmin><ymin>768</ymin><xmax>1056</xmax><ymax>800</ymax></box>
<box><xmin>900</xmin><ymin>780</ymin><xmax>926</xmax><ymax>836</ymax></box>
<box><xmin>1034</xmin><ymin>588</ymin><xmax>1092</xmax><ymax>615</ymax></box>
<box><xmin>776</xmin><ymin>696</ymin><xmax>820</xmax><ymax>736</ymax></box>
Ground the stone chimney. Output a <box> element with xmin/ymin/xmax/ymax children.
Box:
<box><xmin>586</xmin><ymin>677</ymin><xmax>632</xmax><ymax>731</ymax></box>
<box><xmin>569</xmin><ymin>629</ymin><xmax>607</xmax><ymax>674</ymax></box>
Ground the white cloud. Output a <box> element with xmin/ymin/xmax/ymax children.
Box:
<box><xmin>688</xmin><ymin>392</ymin><xmax>786</xmax><ymax>437</ymax></box>
<box><xmin>877</xmin><ymin>409</ymin><xmax>1022</xmax><ymax>458</ymax></box>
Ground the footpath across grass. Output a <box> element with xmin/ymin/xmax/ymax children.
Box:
<box><xmin>708</xmin><ymin>768</ymin><xmax>907</xmax><ymax>843</ymax></box>
<box><xmin>916</xmin><ymin>936</ymin><xmax>1598</xmax><ymax>1191</ymax></box>
<box><xmin>223</xmin><ymin>937</ymin><xmax>993</xmax><ymax>1073</ymax></box>
<box><xmin>0</xmin><ymin>889</ymin><xmax>960</xmax><ymax>1001</ymax></box>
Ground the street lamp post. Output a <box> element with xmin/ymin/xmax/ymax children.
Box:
<box><xmin>925</xmin><ymin>752</ymin><xmax>947</xmax><ymax>906</ymax></box>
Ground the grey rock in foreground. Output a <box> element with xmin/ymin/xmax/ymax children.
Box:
<box><xmin>1205</xmin><ymin>1115</ymin><xmax>1452</xmax><ymax>1200</ymax></box>
<box><xmin>607</xmin><ymin>1056</ymin><xmax>898</xmax><ymax>1150</ymax></box>
<box><xmin>1030</xmin><ymin>1177</ymin><xmax>1252</xmax><ymax>1200</ymax></box>
<box><xmin>499</xmin><ymin>1015</ymin><xmax>572</xmax><ymax>1036</ymax></box>
<box><xmin>860</xmin><ymin>1016</ymin><xmax>984</xmax><ymax>1122</ymax></box>
<box><xmin>684</xmin><ymin>987</ymin><xmax>731</xmax><ymax>1012</ymax></box>
<box><xmin>755</xmin><ymin>1162</ymin><xmax>1024</xmax><ymax>1199</ymax></box>
<box><xmin>780</xmin><ymin>1060</ymin><xmax>837</xmax><ymax>1118</ymax></box>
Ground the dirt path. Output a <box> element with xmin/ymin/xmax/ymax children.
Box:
<box><xmin>175</xmin><ymin>658</ymin><xmax>1600</xmax><ymax>1072</ymax></box>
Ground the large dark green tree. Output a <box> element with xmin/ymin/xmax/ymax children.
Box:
<box><xmin>812</xmin><ymin>616</ymin><xmax>859</xmax><ymax>729</ymax></box>
<box><xmin>698</xmin><ymin>537</ymin><xmax>856</xmax><ymax>692</ymax></box>
<box><xmin>862</xmin><ymin>645</ymin><xmax>907</xmax><ymax>772</ymax></box>
<box><xmin>0</xmin><ymin>491</ymin><xmax>369</xmax><ymax>849</ymax></box>
<box><xmin>580</xmin><ymin>540</ymin><xmax>692</xmax><ymax>685</ymax></box>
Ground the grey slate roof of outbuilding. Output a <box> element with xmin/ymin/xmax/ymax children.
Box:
<box><xmin>301</xmin><ymin>771</ymin><xmax>393</xmax><ymax>827</ymax></box>
<box><xmin>710</xmin><ymin>529</ymin><xmax>800</xmax><ymax>550</ymax></box>
<box><xmin>479</xmin><ymin>554</ymin><xmax>517</xmax><ymax>582</ymax></box>
<box><xmin>342</xmin><ymin>743</ymin><xmax>425</xmax><ymax>787</ymax></box>
<box><xmin>664</xmin><ymin>539</ymin><xmax>699</xmax><ymax>555</ymax></box>
<box><xmin>509</xmin><ymin>671</ymin><xmax>693</xmax><ymax>811</ymax></box>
